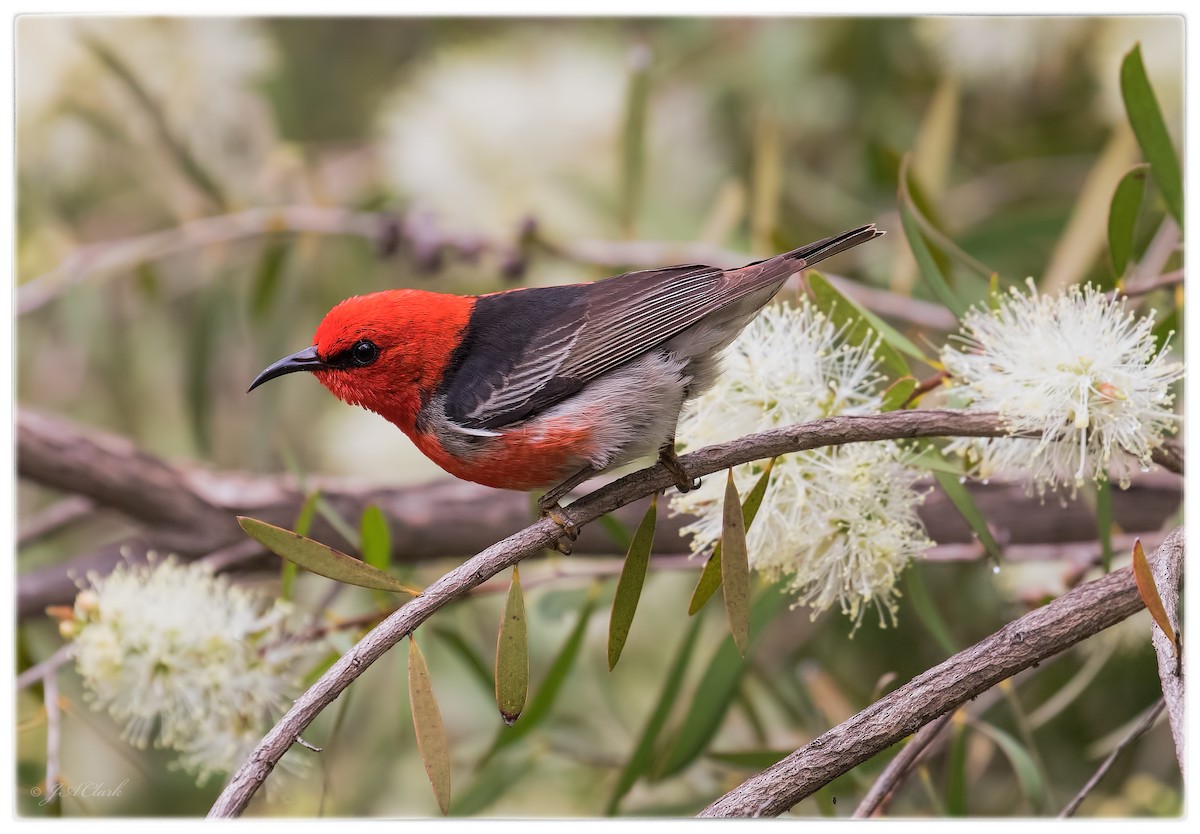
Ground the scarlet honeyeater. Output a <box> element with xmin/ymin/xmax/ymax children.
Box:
<box><xmin>250</xmin><ymin>225</ymin><xmax>883</xmax><ymax>534</ymax></box>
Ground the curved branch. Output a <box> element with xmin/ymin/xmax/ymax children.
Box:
<box><xmin>207</xmin><ymin>409</ymin><xmax>1012</xmax><ymax>817</ymax></box>
<box><xmin>697</xmin><ymin>529</ymin><xmax>1182</xmax><ymax>818</ymax></box>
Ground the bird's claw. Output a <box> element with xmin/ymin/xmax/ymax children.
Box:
<box><xmin>541</xmin><ymin>504</ymin><xmax>579</xmax><ymax>555</ymax></box>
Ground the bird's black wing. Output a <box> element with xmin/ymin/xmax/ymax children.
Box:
<box><xmin>438</xmin><ymin>225</ymin><xmax>882</xmax><ymax>430</ymax></box>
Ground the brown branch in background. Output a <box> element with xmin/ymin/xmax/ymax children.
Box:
<box><xmin>205</xmin><ymin>409</ymin><xmax>1017</xmax><ymax>817</ymax></box>
<box><xmin>697</xmin><ymin>529</ymin><xmax>1182</xmax><ymax>818</ymax></box>
<box><xmin>18</xmin><ymin>204</ymin><xmax>953</xmax><ymax>333</ymax></box>
<box><xmin>1058</xmin><ymin>699</ymin><xmax>1166</xmax><ymax>818</ymax></box>
<box><xmin>16</xmin><ymin>407</ymin><xmax>1184</xmax><ymax>618</ymax></box>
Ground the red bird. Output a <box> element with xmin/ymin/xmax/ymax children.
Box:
<box><xmin>250</xmin><ymin>224</ymin><xmax>882</xmax><ymax>541</ymax></box>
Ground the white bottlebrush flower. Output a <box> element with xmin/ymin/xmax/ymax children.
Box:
<box><xmin>70</xmin><ymin>555</ymin><xmax>316</xmax><ymax>784</ymax></box>
<box><xmin>940</xmin><ymin>280</ymin><xmax>1183</xmax><ymax>496</ymax></box>
<box><xmin>671</xmin><ymin>301</ymin><xmax>932</xmax><ymax>628</ymax></box>
<box><xmin>378</xmin><ymin>34</ymin><xmax>720</xmax><ymax>243</ymax></box>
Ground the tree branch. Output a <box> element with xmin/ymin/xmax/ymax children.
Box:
<box><xmin>17</xmin><ymin>407</ymin><xmax>1184</xmax><ymax>618</ymax></box>
<box><xmin>1149</xmin><ymin>528</ymin><xmax>1185</xmax><ymax>775</ymax></box>
<box><xmin>206</xmin><ymin>409</ymin><xmax>1016</xmax><ymax>817</ymax></box>
<box><xmin>697</xmin><ymin>529</ymin><xmax>1181</xmax><ymax>818</ymax></box>
<box><xmin>1058</xmin><ymin>698</ymin><xmax>1165</xmax><ymax>817</ymax></box>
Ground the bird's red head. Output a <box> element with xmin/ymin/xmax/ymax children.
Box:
<box><xmin>249</xmin><ymin>289</ymin><xmax>474</xmax><ymax>432</ymax></box>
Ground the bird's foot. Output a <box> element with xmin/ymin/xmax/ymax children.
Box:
<box><xmin>540</xmin><ymin>503</ymin><xmax>579</xmax><ymax>555</ymax></box>
<box><xmin>659</xmin><ymin>446</ymin><xmax>701</xmax><ymax>493</ymax></box>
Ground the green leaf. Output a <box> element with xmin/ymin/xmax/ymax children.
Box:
<box><xmin>971</xmin><ymin>720</ymin><xmax>1046</xmax><ymax>813</ymax></box>
<box><xmin>707</xmin><ymin>749</ymin><xmax>793</xmax><ymax>770</ymax></box>
<box><xmin>409</xmin><ymin>636</ymin><xmax>452</xmax><ymax>815</ymax></box>
<box><xmin>250</xmin><ymin>238</ymin><xmax>290</xmax><ymax>321</ymax></box>
<box><xmin>899</xmin><ymin>155</ymin><xmax>967</xmax><ymax>317</ymax></box>
<box><xmin>930</xmin><ymin>469</ymin><xmax>1003</xmax><ymax>564</ymax></box>
<box><xmin>721</xmin><ymin>470</ymin><xmax>751</xmax><ymax>656</ymax></box>
<box><xmin>904</xmin><ymin>562</ymin><xmax>957</xmax><ymax>656</ymax></box>
<box><xmin>1095</xmin><ymin>478</ymin><xmax>1114</xmax><ymax>573</ymax></box>
<box><xmin>619</xmin><ymin>44</ymin><xmax>651</xmax><ymax>235</ymax></box>
<box><xmin>359</xmin><ymin>504</ymin><xmax>391</xmax><ymax>572</ymax></box>
<box><xmin>1121</xmin><ymin>44</ymin><xmax>1183</xmax><ymax>225</ymax></box>
<box><xmin>283</xmin><ymin>490</ymin><xmax>321</xmax><ymax>600</ymax></box>
<box><xmin>809</xmin><ymin>272</ymin><xmax>909</xmax><ymax>377</ymax></box>
<box><xmin>945</xmin><ymin>720</ymin><xmax>968</xmax><ymax>816</ymax></box>
<box><xmin>482</xmin><ymin>586</ymin><xmax>598</xmax><ymax>762</ymax></box>
<box><xmin>495</xmin><ymin>566</ymin><xmax>529</xmax><ymax>725</ymax></box>
<box><xmin>1108</xmin><ymin>165</ymin><xmax>1149</xmax><ymax>281</ymax></box>
<box><xmin>238</xmin><ymin>516</ymin><xmax>419</xmax><ymax>595</ymax></box>
<box><xmin>688</xmin><ymin>459</ymin><xmax>775</xmax><ymax>615</ymax></box>
<box><xmin>654</xmin><ymin>585</ymin><xmax>788</xmax><ymax>780</ymax></box>
<box><xmin>606</xmin><ymin>616</ymin><xmax>703</xmax><ymax>814</ymax></box>
<box><xmin>431</xmin><ymin>626</ymin><xmax>495</xmax><ymax>696</ymax></box>
<box><xmin>452</xmin><ymin>755</ymin><xmax>530</xmax><ymax>817</ymax></box>
<box><xmin>608</xmin><ymin>495</ymin><xmax>657</xmax><ymax>670</ymax></box>
<box><xmin>881</xmin><ymin>376</ymin><xmax>918</xmax><ymax>411</ymax></box>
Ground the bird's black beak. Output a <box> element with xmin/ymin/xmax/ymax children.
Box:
<box><xmin>247</xmin><ymin>345</ymin><xmax>326</xmax><ymax>393</ymax></box>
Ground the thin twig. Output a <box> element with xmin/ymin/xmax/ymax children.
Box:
<box><xmin>18</xmin><ymin>496</ymin><xmax>97</xmax><ymax>548</ymax></box>
<box><xmin>206</xmin><ymin>409</ymin><xmax>1013</xmax><ymax>817</ymax></box>
<box><xmin>44</xmin><ymin>667</ymin><xmax>62</xmax><ymax>803</ymax></box>
<box><xmin>1058</xmin><ymin>698</ymin><xmax>1165</xmax><ymax>817</ymax></box>
<box><xmin>697</xmin><ymin>529</ymin><xmax>1181</xmax><ymax>818</ymax></box>
<box><xmin>17</xmin><ymin>644</ymin><xmax>74</xmax><ymax>692</ymax></box>
<box><xmin>853</xmin><ymin>711</ymin><xmax>955</xmax><ymax>817</ymax></box>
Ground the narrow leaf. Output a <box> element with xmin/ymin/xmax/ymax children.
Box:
<box><xmin>899</xmin><ymin>155</ymin><xmax>967</xmax><ymax>317</ymax></box>
<box><xmin>809</xmin><ymin>272</ymin><xmax>909</xmax><ymax>377</ymax></box>
<box><xmin>655</xmin><ymin>585</ymin><xmax>788</xmax><ymax>779</ymax></box>
<box><xmin>688</xmin><ymin>553</ymin><xmax>723</xmax><ymax>617</ymax></box>
<box><xmin>688</xmin><ymin>459</ymin><xmax>775</xmax><ymax>615</ymax></box>
<box><xmin>1132</xmin><ymin>538</ymin><xmax>1177</xmax><ymax>652</ymax></box>
<box><xmin>945</xmin><ymin>720</ymin><xmax>968</xmax><ymax>816</ymax></box>
<box><xmin>618</xmin><ymin>44</ymin><xmax>651</xmax><ymax>235</ymax></box>
<box><xmin>283</xmin><ymin>490</ymin><xmax>321</xmax><ymax>600</ymax></box>
<box><xmin>606</xmin><ymin>616</ymin><xmax>703</xmax><ymax>814</ymax></box>
<box><xmin>483</xmin><ymin>587</ymin><xmax>598</xmax><ymax>762</ymax></box>
<box><xmin>930</xmin><ymin>470</ymin><xmax>1003</xmax><ymax>564</ymax></box>
<box><xmin>881</xmin><ymin>376</ymin><xmax>918</xmax><ymax>411</ymax></box>
<box><xmin>432</xmin><ymin>626</ymin><xmax>494</xmax><ymax>696</ymax></box>
<box><xmin>811</xmin><ymin>272</ymin><xmax>902</xmax><ymax>376</ymax></box>
<box><xmin>495</xmin><ymin>566</ymin><xmax>529</xmax><ymax>725</ymax></box>
<box><xmin>971</xmin><ymin>720</ymin><xmax>1046</xmax><ymax>813</ymax></box>
<box><xmin>1096</xmin><ymin>478</ymin><xmax>1114</xmax><ymax>573</ymax></box>
<box><xmin>238</xmin><ymin>516</ymin><xmax>419</xmax><ymax>595</ymax></box>
<box><xmin>1121</xmin><ymin>44</ymin><xmax>1183</xmax><ymax>224</ymax></box>
<box><xmin>721</xmin><ymin>470</ymin><xmax>750</xmax><ymax>656</ymax></box>
<box><xmin>359</xmin><ymin>504</ymin><xmax>391</xmax><ymax>572</ymax></box>
<box><xmin>608</xmin><ymin>495</ymin><xmax>657</xmax><ymax>670</ymax></box>
<box><xmin>905</xmin><ymin>562</ymin><xmax>957</xmax><ymax>655</ymax></box>
<box><xmin>1108</xmin><ymin>165</ymin><xmax>1149</xmax><ymax>281</ymax></box>
<box><xmin>706</xmin><ymin>749</ymin><xmax>793</xmax><ymax>770</ymax></box>
<box><xmin>250</xmin><ymin>238</ymin><xmax>290</xmax><ymax>321</ymax></box>
<box><xmin>409</xmin><ymin>637</ymin><xmax>451</xmax><ymax>815</ymax></box>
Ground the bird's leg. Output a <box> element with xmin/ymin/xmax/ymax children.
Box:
<box><xmin>659</xmin><ymin>440</ymin><xmax>701</xmax><ymax>493</ymax></box>
<box><xmin>537</xmin><ymin>465</ymin><xmax>599</xmax><ymax>555</ymax></box>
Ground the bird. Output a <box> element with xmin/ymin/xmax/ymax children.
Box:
<box><xmin>249</xmin><ymin>224</ymin><xmax>884</xmax><ymax>548</ymax></box>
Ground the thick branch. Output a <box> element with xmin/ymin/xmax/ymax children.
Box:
<box><xmin>207</xmin><ymin>409</ymin><xmax>1018</xmax><ymax>817</ymax></box>
<box><xmin>697</xmin><ymin>530</ymin><xmax>1181</xmax><ymax>818</ymax></box>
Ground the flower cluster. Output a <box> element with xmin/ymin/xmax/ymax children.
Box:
<box><xmin>940</xmin><ymin>280</ymin><xmax>1183</xmax><ymax>496</ymax></box>
<box><xmin>68</xmin><ymin>556</ymin><xmax>316</xmax><ymax>784</ymax></box>
<box><xmin>672</xmin><ymin>301</ymin><xmax>932</xmax><ymax>628</ymax></box>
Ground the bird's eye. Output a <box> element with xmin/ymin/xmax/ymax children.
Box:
<box><xmin>350</xmin><ymin>339</ymin><xmax>379</xmax><ymax>367</ymax></box>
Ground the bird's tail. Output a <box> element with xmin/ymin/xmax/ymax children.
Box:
<box><xmin>778</xmin><ymin>223</ymin><xmax>885</xmax><ymax>269</ymax></box>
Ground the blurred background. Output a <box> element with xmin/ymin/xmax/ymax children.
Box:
<box><xmin>15</xmin><ymin>16</ymin><xmax>1183</xmax><ymax>817</ymax></box>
